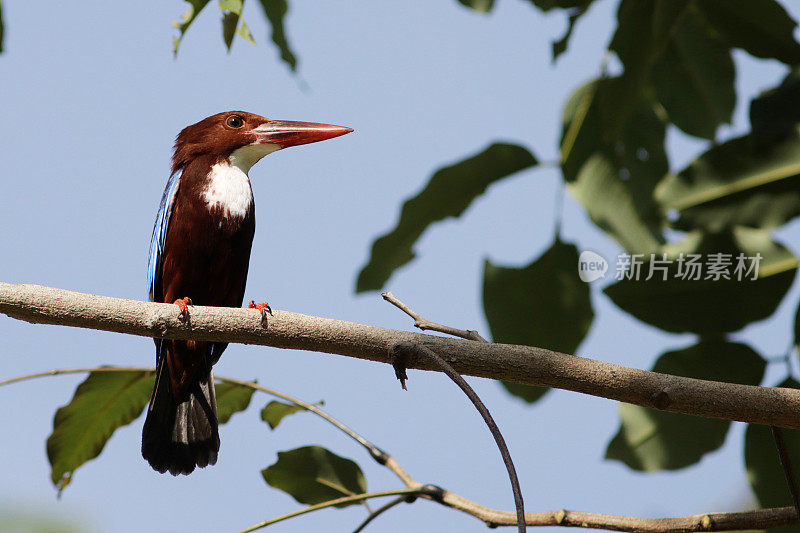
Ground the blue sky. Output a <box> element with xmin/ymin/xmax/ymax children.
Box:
<box><xmin>2</xmin><ymin>1</ymin><xmax>800</xmax><ymax>532</ymax></box>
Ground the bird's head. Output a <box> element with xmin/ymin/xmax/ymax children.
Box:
<box><xmin>172</xmin><ymin>111</ymin><xmax>352</xmax><ymax>174</ymax></box>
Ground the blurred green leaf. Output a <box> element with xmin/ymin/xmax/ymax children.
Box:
<box><xmin>484</xmin><ymin>239</ymin><xmax>593</xmax><ymax>403</ymax></box>
<box><xmin>569</xmin><ymin>153</ymin><xmax>663</xmax><ymax>254</ymax></box>
<box><xmin>656</xmin><ymin>132</ymin><xmax>800</xmax><ymax>232</ymax></box>
<box><xmin>651</xmin><ymin>5</ymin><xmax>735</xmax><ymax>140</ymax></box>
<box><xmin>356</xmin><ymin>143</ymin><xmax>537</xmax><ymax>292</ymax></box>
<box><xmin>528</xmin><ymin>0</ymin><xmax>593</xmax><ymax>10</ymax></box>
<box><xmin>561</xmin><ymin>79</ymin><xmax>667</xmax><ymax>181</ymax></box>
<box><xmin>604</xmin><ymin>228</ymin><xmax>798</xmax><ymax>334</ymax></box>
<box><xmin>499</xmin><ymin>382</ymin><xmax>549</xmax><ymax>403</ymax></box>
<box><xmin>0</xmin><ymin>510</ymin><xmax>83</xmax><ymax>533</ymax></box>
<box><xmin>696</xmin><ymin>0</ymin><xmax>800</xmax><ymax>65</ymax></box>
<box><xmin>236</xmin><ymin>19</ymin><xmax>255</xmax><ymax>45</ymax></box>
<box><xmin>606</xmin><ymin>0</ymin><xmax>690</xmax><ymax>135</ymax></box>
<box><xmin>215</xmin><ymin>381</ymin><xmax>255</xmax><ymax>424</ymax></box>
<box><xmin>608</xmin><ymin>1</ymin><xmax>738</xmax><ymax>140</ymax></box>
<box><xmin>260</xmin><ymin>399</ymin><xmax>321</xmax><ymax>429</ymax></box>
<box><xmin>47</xmin><ymin>370</ymin><xmax>153</xmax><ymax>493</ymax></box>
<box><xmin>221</xmin><ymin>11</ymin><xmax>239</xmax><ymax>51</ymax></box>
<box><xmin>546</xmin><ymin>1</ymin><xmax>595</xmax><ymax>62</ymax></box>
<box><xmin>219</xmin><ymin>0</ymin><xmax>255</xmax><ymax>51</ymax></box>
<box><xmin>750</xmin><ymin>70</ymin><xmax>800</xmax><ymax>149</ymax></box>
<box><xmin>257</xmin><ymin>0</ymin><xmax>298</xmax><ymax>72</ymax></box>
<box><xmin>560</xmin><ymin>79</ymin><xmax>667</xmax><ymax>253</ymax></box>
<box><xmin>609</xmin><ymin>0</ymin><xmax>690</xmax><ymax>80</ymax></box>
<box><xmin>457</xmin><ymin>0</ymin><xmax>495</xmax><ymax>13</ymax></box>
<box><xmin>262</xmin><ymin>446</ymin><xmax>366</xmax><ymax>507</ymax></box>
<box><xmin>607</xmin><ymin>340</ymin><xmax>765</xmax><ymax>471</ymax></box>
<box><xmin>172</xmin><ymin>0</ymin><xmax>212</xmax><ymax>56</ymax></box>
<box><xmin>218</xmin><ymin>0</ymin><xmax>242</xmax><ymax>11</ymax></box>
<box><xmin>745</xmin><ymin>379</ymin><xmax>800</xmax><ymax>511</ymax></box>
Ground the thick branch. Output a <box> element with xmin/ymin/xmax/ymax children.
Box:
<box><xmin>3</xmin><ymin>282</ymin><xmax>800</xmax><ymax>430</ymax></box>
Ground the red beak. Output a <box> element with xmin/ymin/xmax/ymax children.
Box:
<box><xmin>252</xmin><ymin>120</ymin><xmax>353</xmax><ymax>148</ymax></box>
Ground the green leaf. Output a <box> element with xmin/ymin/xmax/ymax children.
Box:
<box><xmin>484</xmin><ymin>239</ymin><xmax>593</xmax><ymax>404</ymax></box>
<box><xmin>221</xmin><ymin>11</ymin><xmax>239</xmax><ymax>51</ymax></box>
<box><xmin>568</xmin><ymin>152</ymin><xmax>662</xmax><ymax>254</ymax></box>
<box><xmin>651</xmin><ymin>5</ymin><xmax>736</xmax><ymax>140</ymax></box>
<box><xmin>218</xmin><ymin>0</ymin><xmax>243</xmax><ymax>14</ymax></box>
<box><xmin>607</xmin><ymin>1</ymin><xmax>738</xmax><ymax>140</ymax></box>
<box><xmin>606</xmin><ymin>0</ymin><xmax>690</xmax><ymax>135</ymax></box>
<box><xmin>656</xmin><ymin>132</ymin><xmax>800</xmax><ymax>232</ymax></box>
<box><xmin>261</xmin><ymin>400</ymin><xmax>321</xmax><ymax>429</ymax></box>
<box><xmin>696</xmin><ymin>0</ymin><xmax>800</xmax><ymax>65</ymax></box>
<box><xmin>604</xmin><ymin>228</ymin><xmax>798</xmax><ymax>334</ymax></box>
<box><xmin>47</xmin><ymin>370</ymin><xmax>153</xmax><ymax>493</ymax></box>
<box><xmin>257</xmin><ymin>0</ymin><xmax>298</xmax><ymax>72</ymax></box>
<box><xmin>745</xmin><ymin>379</ymin><xmax>800</xmax><ymax>510</ymax></box>
<box><xmin>457</xmin><ymin>0</ymin><xmax>495</xmax><ymax>13</ymax></box>
<box><xmin>499</xmin><ymin>382</ymin><xmax>549</xmax><ymax>404</ymax></box>
<box><xmin>215</xmin><ymin>381</ymin><xmax>255</xmax><ymax>424</ymax></box>
<box><xmin>560</xmin><ymin>78</ymin><xmax>668</xmax><ymax>253</ymax></box>
<box><xmin>528</xmin><ymin>0</ymin><xmax>594</xmax><ymax>10</ymax></box>
<box><xmin>522</xmin><ymin>0</ymin><xmax>598</xmax><ymax>61</ymax></box>
<box><xmin>750</xmin><ymin>70</ymin><xmax>800</xmax><ymax>149</ymax></box>
<box><xmin>219</xmin><ymin>0</ymin><xmax>254</xmax><ymax>51</ymax></box>
<box><xmin>609</xmin><ymin>0</ymin><xmax>691</xmax><ymax>82</ymax></box>
<box><xmin>483</xmin><ymin>239</ymin><xmax>593</xmax><ymax>351</ymax></box>
<box><xmin>236</xmin><ymin>19</ymin><xmax>256</xmax><ymax>45</ymax></box>
<box><xmin>356</xmin><ymin>143</ymin><xmax>537</xmax><ymax>292</ymax></box>
<box><xmin>262</xmin><ymin>446</ymin><xmax>366</xmax><ymax>507</ymax></box>
<box><xmin>172</xmin><ymin>0</ymin><xmax>213</xmax><ymax>56</ymax></box>
<box><xmin>606</xmin><ymin>340</ymin><xmax>765</xmax><ymax>471</ymax></box>
<box><xmin>551</xmin><ymin>3</ymin><xmax>593</xmax><ymax>62</ymax></box>
<box><xmin>0</xmin><ymin>510</ymin><xmax>81</xmax><ymax>533</ymax></box>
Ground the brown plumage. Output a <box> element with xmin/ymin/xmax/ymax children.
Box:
<box><xmin>143</xmin><ymin>111</ymin><xmax>352</xmax><ymax>475</ymax></box>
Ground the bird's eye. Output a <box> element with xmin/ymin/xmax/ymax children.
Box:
<box><xmin>226</xmin><ymin>115</ymin><xmax>244</xmax><ymax>128</ymax></box>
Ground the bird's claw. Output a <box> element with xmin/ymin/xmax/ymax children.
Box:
<box><xmin>249</xmin><ymin>300</ymin><xmax>273</xmax><ymax>326</ymax></box>
<box><xmin>173</xmin><ymin>297</ymin><xmax>192</xmax><ymax>319</ymax></box>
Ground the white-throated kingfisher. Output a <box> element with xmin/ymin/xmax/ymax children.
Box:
<box><xmin>143</xmin><ymin>111</ymin><xmax>352</xmax><ymax>475</ymax></box>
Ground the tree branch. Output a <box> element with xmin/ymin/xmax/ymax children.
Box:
<box><xmin>393</xmin><ymin>341</ymin><xmax>526</xmax><ymax>531</ymax></box>
<box><xmin>771</xmin><ymin>427</ymin><xmax>800</xmax><ymax>516</ymax></box>
<box><xmin>237</xmin><ymin>488</ymin><xmax>422</xmax><ymax>532</ymax></box>
<box><xmin>3</xmin><ymin>365</ymin><xmax>799</xmax><ymax>531</ymax></box>
<box><xmin>381</xmin><ymin>291</ymin><xmax>488</xmax><ymax>341</ymax></box>
<box><xmin>351</xmin><ymin>495</ymin><xmax>410</xmax><ymax>533</ymax></box>
<box><xmin>3</xmin><ymin>282</ymin><xmax>800</xmax><ymax>431</ymax></box>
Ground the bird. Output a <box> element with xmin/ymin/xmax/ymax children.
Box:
<box><xmin>143</xmin><ymin>111</ymin><xmax>352</xmax><ymax>475</ymax></box>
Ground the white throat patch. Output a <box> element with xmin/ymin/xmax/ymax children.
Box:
<box><xmin>202</xmin><ymin>143</ymin><xmax>281</xmax><ymax>219</ymax></box>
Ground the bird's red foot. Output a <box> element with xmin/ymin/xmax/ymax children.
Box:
<box><xmin>173</xmin><ymin>297</ymin><xmax>192</xmax><ymax>319</ymax></box>
<box><xmin>249</xmin><ymin>300</ymin><xmax>273</xmax><ymax>325</ymax></box>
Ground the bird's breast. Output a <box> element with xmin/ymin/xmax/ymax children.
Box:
<box><xmin>201</xmin><ymin>162</ymin><xmax>254</xmax><ymax>219</ymax></box>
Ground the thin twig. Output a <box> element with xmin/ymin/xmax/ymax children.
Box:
<box><xmin>771</xmin><ymin>426</ymin><xmax>800</xmax><ymax>517</ymax></box>
<box><xmin>382</xmin><ymin>291</ymin><xmax>488</xmax><ymax>342</ymax></box>
<box><xmin>2</xmin><ymin>366</ymin><xmax>799</xmax><ymax>532</ymax></box>
<box><xmin>0</xmin><ymin>366</ymin><xmax>153</xmax><ymax>386</ymax></box>
<box><xmin>236</xmin><ymin>488</ymin><xmax>421</xmax><ymax>533</ymax></box>
<box><xmin>392</xmin><ymin>341</ymin><xmax>526</xmax><ymax>532</ymax></box>
<box><xmin>214</xmin><ymin>375</ymin><xmax>389</xmax><ymax>464</ymax></box>
<box><xmin>351</xmin><ymin>495</ymin><xmax>411</xmax><ymax>533</ymax></box>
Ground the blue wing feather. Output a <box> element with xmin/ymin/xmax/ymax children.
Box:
<box><xmin>148</xmin><ymin>170</ymin><xmax>182</xmax><ymax>303</ymax></box>
<box><xmin>147</xmin><ymin>169</ymin><xmax>227</xmax><ymax>362</ymax></box>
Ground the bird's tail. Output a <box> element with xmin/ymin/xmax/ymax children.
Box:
<box><xmin>141</xmin><ymin>353</ymin><xmax>219</xmax><ymax>475</ymax></box>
